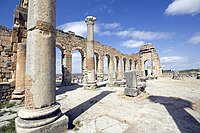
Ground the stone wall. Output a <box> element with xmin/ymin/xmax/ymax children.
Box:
<box><xmin>0</xmin><ymin>26</ymin><xmax>13</xmax><ymax>82</ymax></box>
<box><xmin>0</xmin><ymin>80</ymin><xmax>15</xmax><ymax>102</ymax></box>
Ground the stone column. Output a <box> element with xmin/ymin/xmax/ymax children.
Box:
<box><xmin>117</xmin><ymin>59</ymin><xmax>123</xmax><ymax>80</ymax></box>
<box><xmin>62</xmin><ymin>52</ymin><xmax>72</xmax><ymax>85</ymax></box>
<box><xmin>15</xmin><ymin>0</ymin><xmax>68</xmax><ymax>132</ymax></box>
<box><xmin>107</xmin><ymin>57</ymin><xmax>116</xmax><ymax>87</ymax></box>
<box><xmin>125</xmin><ymin>60</ymin><xmax>130</xmax><ymax>72</ymax></box>
<box><xmin>85</xmin><ymin>16</ymin><xmax>97</xmax><ymax>89</ymax></box>
<box><xmin>97</xmin><ymin>56</ymin><xmax>104</xmax><ymax>81</ymax></box>
<box><xmin>12</xmin><ymin>43</ymin><xmax>26</xmax><ymax>102</ymax></box>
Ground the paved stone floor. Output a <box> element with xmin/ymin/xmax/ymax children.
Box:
<box><xmin>0</xmin><ymin>77</ymin><xmax>200</xmax><ymax>133</ymax></box>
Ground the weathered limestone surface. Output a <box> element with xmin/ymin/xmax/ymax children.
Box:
<box><xmin>124</xmin><ymin>71</ymin><xmax>140</xmax><ymax>97</ymax></box>
<box><xmin>85</xmin><ymin>16</ymin><xmax>97</xmax><ymax>89</ymax></box>
<box><xmin>15</xmin><ymin>0</ymin><xmax>68</xmax><ymax>132</ymax></box>
<box><xmin>12</xmin><ymin>43</ymin><xmax>26</xmax><ymax>100</ymax></box>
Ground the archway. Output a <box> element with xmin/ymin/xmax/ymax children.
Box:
<box><xmin>122</xmin><ymin>58</ymin><xmax>126</xmax><ymax>73</ymax></box>
<box><xmin>94</xmin><ymin>52</ymin><xmax>99</xmax><ymax>80</ymax></box>
<box><xmin>114</xmin><ymin>56</ymin><xmax>119</xmax><ymax>73</ymax></box>
<box><xmin>56</xmin><ymin>47</ymin><xmax>63</xmax><ymax>86</ymax></box>
<box><xmin>71</xmin><ymin>49</ymin><xmax>84</xmax><ymax>83</ymax></box>
<box><xmin>129</xmin><ymin>59</ymin><xmax>132</xmax><ymax>71</ymax></box>
<box><xmin>144</xmin><ymin>60</ymin><xmax>151</xmax><ymax>76</ymax></box>
<box><xmin>104</xmin><ymin>54</ymin><xmax>110</xmax><ymax>80</ymax></box>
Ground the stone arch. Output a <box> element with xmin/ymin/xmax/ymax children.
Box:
<box><xmin>144</xmin><ymin>59</ymin><xmax>151</xmax><ymax>76</ymax></box>
<box><xmin>71</xmin><ymin>46</ymin><xmax>86</xmax><ymax>83</ymax></box>
<box><xmin>122</xmin><ymin>57</ymin><xmax>126</xmax><ymax>72</ymax></box>
<box><xmin>129</xmin><ymin>59</ymin><xmax>132</xmax><ymax>71</ymax></box>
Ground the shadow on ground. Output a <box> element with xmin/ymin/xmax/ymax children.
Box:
<box><xmin>148</xmin><ymin>95</ymin><xmax>200</xmax><ymax>133</ymax></box>
<box><xmin>64</xmin><ymin>91</ymin><xmax>114</xmax><ymax>129</ymax></box>
<box><xmin>56</xmin><ymin>83</ymin><xmax>83</xmax><ymax>95</ymax></box>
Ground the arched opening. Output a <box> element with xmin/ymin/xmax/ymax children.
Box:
<box><xmin>56</xmin><ymin>47</ymin><xmax>63</xmax><ymax>86</ymax></box>
<box><xmin>134</xmin><ymin>60</ymin><xmax>138</xmax><ymax>70</ymax></box>
<box><xmin>104</xmin><ymin>54</ymin><xmax>110</xmax><ymax>80</ymax></box>
<box><xmin>72</xmin><ymin>50</ymin><xmax>83</xmax><ymax>83</ymax></box>
<box><xmin>114</xmin><ymin>56</ymin><xmax>119</xmax><ymax>73</ymax></box>
<box><xmin>94</xmin><ymin>52</ymin><xmax>99</xmax><ymax>80</ymax></box>
<box><xmin>122</xmin><ymin>58</ymin><xmax>126</xmax><ymax>73</ymax></box>
<box><xmin>129</xmin><ymin>59</ymin><xmax>132</xmax><ymax>71</ymax></box>
<box><xmin>144</xmin><ymin>60</ymin><xmax>151</xmax><ymax>76</ymax></box>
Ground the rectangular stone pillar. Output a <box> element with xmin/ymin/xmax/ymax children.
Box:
<box><xmin>15</xmin><ymin>0</ymin><xmax>68</xmax><ymax>132</ymax></box>
<box><xmin>124</xmin><ymin>71</ymin><xmax>139</xmax><ymax>97</ymax></box>
<box><xmin>85</xmin><ymin>16</ymin><xmax>97</xmax><ymax>89</ymax></box>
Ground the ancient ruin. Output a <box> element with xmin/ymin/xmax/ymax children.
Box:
<box><xmin>0</xmin><ymin>1</ymin><xmax>162</xmax><ymax>103</ymax></box>
<box><xmin>0</xmin><ymin>0</ymin><xmax>164</xmax><ymax>132</ymax></box>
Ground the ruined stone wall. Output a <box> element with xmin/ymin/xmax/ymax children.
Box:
<box><xmin>0</xmin><ymin>26</ymin><xmax>13</xmax><ymax>82</ymax></box>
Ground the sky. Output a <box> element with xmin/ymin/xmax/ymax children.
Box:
<box><xmin>0</xmin><ymin>0</ymin><xmax>200</xmax><ymax>74</ymax></box>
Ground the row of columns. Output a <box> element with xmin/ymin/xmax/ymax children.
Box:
<box><xmin>13</xmin><ymin>0</ymin><xmax>139</xmax><ymax>130</ymax></box>
<box><xmin>61</xmin><ymin>54</ymin><xmax>138</xmax><ymax>85</ymax></box>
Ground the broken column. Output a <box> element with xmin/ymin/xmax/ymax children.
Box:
<box><xmin>124</xmin><ymin>71</ymin><xmax>140</xmax><ymax>97</ymax></box>
<box><xmin>15</xmin><ymin>0</ymin><xmax>68</xmax><ymax>132</ymax></box>
<box><xmin>85</xmin><ymin>16</ymin><xmax>97</xmax><ymax>89</ymax></box>
<box><xmin>11</xmin><ymin>43</ymin><xmax>26</xmax><ymax>102</ymax></box>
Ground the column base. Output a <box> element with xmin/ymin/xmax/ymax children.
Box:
<box><xmin>124</xmin><ymin>88</ymin><xmax>139</xmax><ymax>97</ymax></box>
<box><xmin>15</xmin><ymin>114</ymin><xmax>68</xmax><ymax>133</ymax></box>
<box><xmin>84</xmin><ymin>81</ymin><xmax>97</xmax><ymax>90</ymax></box>
<box><xmin>11</xmin><ymin>89</ymin><xmax>25</xmax><ymax>101</ymax></box>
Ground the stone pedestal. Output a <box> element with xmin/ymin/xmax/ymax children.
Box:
<box><xmin>15</xmin><ymin>115</ymin><xmax>68</xmax><ymax>133</ymax></box>
<box><xmin>85</xmin><ymin>16</ymin><xmax>97</xmax><ymax>89</ymax></box>
<box><xmin>12</xmin><ymin>43</ymin><xmax>26</xmax><ymax>101</ymax></box>
<box><xmin>124</xmin><ymin>71</ymin><xmax>140</xmax><ymax>97</ymax></box>
<box><xmin>15</xmin><ymin>0</ymin><xmax>68</xmax><ymax>132</ymax></box>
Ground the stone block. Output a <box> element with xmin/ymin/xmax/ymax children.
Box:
<box><xmin>20</xmin><ymin>29</ymin><xmax>27</xmax><ymax>38</ymax></box>
<box><xmin>124</xmin><ymin>88</ymin><xmax>139</xmax><ymax>97</ymax></box>
<box><xmin>15</xmin><ymin>115</ymin><xmax>68</xmax><ymax>133</ymax></box>
<box><xmin>124</xmin><ymin>71</ymin><xmax>137</xmax><ymax>88</ymax></box>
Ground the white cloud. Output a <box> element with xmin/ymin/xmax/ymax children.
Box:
<box><xmin>188</xmin><ymin>33</ymin><xmax>200</xmax><ymax>44</ymax></box>
<box><xmin>121</xmin><ymin>40</ymin><xmax>145</xmax><ymax>48</ymax></box>
<box><xmin>57</xmin><ymin>21</ymin><xmax>100</xmax><ymax>37</ymax></box>
<box><xmin>161</xmin><ymin>56</ymin><xmax>200</xmax><ymax>70</ymax></box>
<box><xmin>165</xmin><ymin>0</ymin><xmax>200</xmax><ymax>16</ymax></box>
<box><xmin>116</xmin><ymin>30</ymin><xmax>172</xmax><ymax>40</ymax></box>
<box><xmin>101</xmin><ymin>23</ymin><xmax>120</xmax><ymax>29</ymax></box>
<box><xmin>160</xmin><ymin>56</ymin><xmax>188</xmax><ymax>63</ymax></box>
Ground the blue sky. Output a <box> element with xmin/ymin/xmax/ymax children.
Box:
<box><xmin>0</xmin><ymin>0</ymin><xmax>200</xmax><ymax>74</ymax></box>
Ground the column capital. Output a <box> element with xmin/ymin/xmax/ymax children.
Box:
<box><xmin>85</xmin><ymin>16</ymin><xmax>96</xmax><ymax>25</ymax></box>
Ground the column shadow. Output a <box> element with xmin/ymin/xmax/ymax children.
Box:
<box><xmin>56</xmin><ymin>84</ymin><xmax>83</xmax><ymax>95</ymax></box>
<box><xmin>148</xmin><ymin>96</ymin><xmax>200</xmax><ymax>133</ymax></box>
<box><xmin>64</xmin><ymin>91</ymin><xmax>114</xmax><ymax>129</ymax></box>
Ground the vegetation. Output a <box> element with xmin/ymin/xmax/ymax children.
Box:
<box><xmin>0</xmin><ymin>102</ymin><xmax>15</xmax><ymax>109</ymax></box>
<box><xmin>0</xmin><ymin>118</ymin><xmax>15</xmax><ymax>133</ymax></box>
<box><xmin>179</xmin><ymin>69</ymin><xmax>200</xmax><ymax>73</ymax></box>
